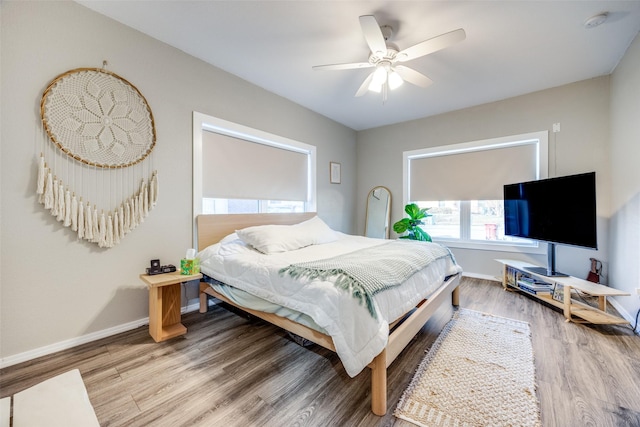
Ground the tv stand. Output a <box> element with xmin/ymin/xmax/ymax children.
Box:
<box><xmin>496</xmin><ymin>259</ymin><xmax>629</xmax><ymax>325</ymax></box>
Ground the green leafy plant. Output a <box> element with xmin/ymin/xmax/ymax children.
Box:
<box><xmin>393</xmin><ymin>203</ymin><xmax>432</xmax><ymax>242</ymax></box>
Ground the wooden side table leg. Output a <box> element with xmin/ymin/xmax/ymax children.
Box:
<box><xmin>149</xmin><ymin>286</ymin><xmax>163</xmax><ymax>342</ymax></box>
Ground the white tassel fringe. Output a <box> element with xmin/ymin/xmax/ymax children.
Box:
<box><xmin>56</xmin><ymin>182</ymin><xmax>65</xmax><ymax>222</ymax></box>
<box><xmin>63</xmin><ymin>190</ymin><xmax>71</xmax><ymax>227</ymax></box>
<box><xmin>77</xmin><ymin>199</ymin><xmax>85</xmax><ymax>239</ymax></box>
<box><xmin>51</xmin><ymin>178</ymin><xmax>59</xmax><ymax>216</ymax></box>
<box><xmin>92</xmin><ymin>207</ymin><xmax>99</xmax><ymax>243</ymax></box>
<box><xmin>37</xmin><ymin>156</ymin><xmax>46</xmax><ymax>196</ymax></box>
<box><xmin>43</xmin><ymin>171</ymin><xmax>53</xmax><ymax>209</ymax></box>
<box><xmin>70</xmin><ymin>194</ymin><xmax>78</xmax><ymax>231</ymax></box>
<box><xmin>106</xmin><ymin>214</ymin><xmax>114</xmax><ymax>248</ymax></box>
<box><xmin>35</xmin><ymin>165</ymin><xmax>158</xmax><ymax>248</ymax></box>
<box><xmin>85</xmin><ymin>203</ymin><xmax>94</xmax><ymax>241</ymax></box>
<box><xmin>113</xmin><ymin>211</ymin><xmax>120</xmax><ymax>245</ymax></box>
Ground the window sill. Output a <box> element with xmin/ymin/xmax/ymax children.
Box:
<box><xmin>433</xmin><ymin>238</ymin><xmax>546</xmax><ymax>255</ymax></box>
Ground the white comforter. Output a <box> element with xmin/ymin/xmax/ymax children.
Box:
<box><xmin>198</xmin><ymin>233</ymin><xmax>462</xmax><ymax>376</ymax></box>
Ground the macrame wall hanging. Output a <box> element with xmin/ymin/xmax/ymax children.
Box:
<box><xmin>36</xmin><ymin>64</ymin><xmax>158</xmax><ymax>248</ymax></box>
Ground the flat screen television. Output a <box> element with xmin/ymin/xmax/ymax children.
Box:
<box><xmin>503</xmin><ymin>172</ymin><xmax>597</xmax><ymax>277</ymax></box>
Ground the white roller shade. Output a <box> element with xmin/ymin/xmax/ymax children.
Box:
<box><xmin>409</xmin><ymin>143</ymin><xmax>538</xmax><ymax>201</ymax></box>
<box><xmin>202</xmin><ymin>130</ymin><xmax>308</xmax><ymax>201</ymax></box>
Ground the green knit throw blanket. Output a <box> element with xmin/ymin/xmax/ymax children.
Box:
<box><xmin>279</xmin><ymin>240</ymin><xmax>455</xmax><ymax>319</ymax></box>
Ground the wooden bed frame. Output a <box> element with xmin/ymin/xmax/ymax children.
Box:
<box><xmin>196</xmin><ymin>212</ymin><xmax>460</xmax><ymax>416</ymax></box>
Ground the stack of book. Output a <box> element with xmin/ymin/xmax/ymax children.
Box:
<box><xmin>517</xmin><ymin>277</ymin><xmax>553</xmax><ymax>295</ymax></box>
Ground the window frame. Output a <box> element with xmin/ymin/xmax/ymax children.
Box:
<box><xmin>193</xmin><ymin>111</ymin><xmax>317</xmax><ymax>242</ymax></box>
<box><xmin>402</xmin><ymin>131</ymin><xmax>548</xmax><ymax>253</ymax></box>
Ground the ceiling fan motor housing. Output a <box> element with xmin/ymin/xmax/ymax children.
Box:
<box><xmin>369</xmin><ymin>47</ymin><xmax>399</xmax><ymax>65</ymax></box>
<box><xmin>380</xmin><ymin>25</ymin><xmax>393</xmax><ymax>41</ymax></box>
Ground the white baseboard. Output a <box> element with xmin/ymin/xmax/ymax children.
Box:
<box><xmin>0</xmin><ymin>301</ymin><xmax>205</xmax><ymax>370</ymax></box>
<box><xmin>0</xmin><ymin>317</ymin><xmax>149</xmax><ymax>369</ymax></box>
<box><xmin>608</xmin><ymin>298</ymin><xmax>639</xmax><ymax>334</ymax></box>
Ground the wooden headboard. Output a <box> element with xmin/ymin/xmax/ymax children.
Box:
<box><xmin>196</xmin><ymin>212</ymin><xmax>317</xmax><ymax>251</ymax></box>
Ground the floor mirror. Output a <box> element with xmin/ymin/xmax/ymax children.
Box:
<box><xmin>364</xmin><ymin>186</ymin><xmax>391</xmax><ymax>239</ymax></box>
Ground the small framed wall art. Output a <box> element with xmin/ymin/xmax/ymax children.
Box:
<box><xmin>330</xmin><ymin>161</ymin><xmax>341</xmax><ymax>184</ymax></box>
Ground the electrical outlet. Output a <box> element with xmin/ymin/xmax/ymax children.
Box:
<box><xmin>553</xmin><ymin>123</ymin><xmax>561</xmax><ymax>133</ymax></box>
<box><xmin>636</xmin><ymin>287</ymin><xmax>640</xmax><ymax>295</ymax></box>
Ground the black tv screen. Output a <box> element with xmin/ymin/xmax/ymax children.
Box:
<box><xmin>503</xmin><ymin>172</ymin><xmax>597</xmax><ymax>250</ymax></box>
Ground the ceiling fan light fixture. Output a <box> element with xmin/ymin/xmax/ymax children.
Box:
<box><xmin>388</xmin><ymin>70</ymin><xmax>404</xmax><ymax>90</ymax></box>
<box><xmin>368</xmin><ymin>82</ymin><xmax>383</xmax><ymax>93</ymax></box>
<box><xmin>371</xmin><ymin>66</ymin><xmax>387</xmax><ymax>86</ymax></box>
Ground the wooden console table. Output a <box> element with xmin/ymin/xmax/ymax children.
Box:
<box><xmin>496</xmin><ymin>259</ymin><xmax>629</xmax><ymax>325</ymax></box>
<box><xmin>140</xmin><ymin>272</ymin><xmax>203</xmax><ymax>342</ymax></box>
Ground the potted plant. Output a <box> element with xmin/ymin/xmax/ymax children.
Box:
<box><xmin>393</xmin><ymin>203</ymin><xmax>432</xmax><ymax>242</ymax></box>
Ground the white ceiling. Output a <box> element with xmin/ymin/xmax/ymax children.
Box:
<box><xmin>78</xmin><ymin>1</ymin><xmax>640</xmax><ymax>131</ymax></box>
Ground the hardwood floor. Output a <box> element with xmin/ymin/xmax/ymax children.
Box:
<box><xmin>2</xmin><ymin>277</ymin><xmax>639</xmax><ymax>426</ymax></box>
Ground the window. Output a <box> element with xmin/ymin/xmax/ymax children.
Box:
<box><xmin>192</xmin><ymin>112</ymin><xmax>316</xmax><ymax>231</ymax></box>
<box><xmin>403</xmin><ymin>131</ymin><xmax>548</xmax><ymax>250</ymax></box>
<box><xmin>202</xmin><ymin>198</ymin><xmax>305</xmax><ymax>214</ymax></box>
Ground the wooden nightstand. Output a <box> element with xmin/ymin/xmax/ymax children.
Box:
<box><xmin>140</xmin><ymin>272</ymin><xmax>203</xmax><ymax>342</ymax></box>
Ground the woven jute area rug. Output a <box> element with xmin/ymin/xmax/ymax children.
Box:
<box><xmin>395</xmin><ymin>308</ymin><xmax>541</xmax><ymax>427</ymax></box>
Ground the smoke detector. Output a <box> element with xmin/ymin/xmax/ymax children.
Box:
<box><xmin>584</xmin><ymin>12</ymin><xmax>608</xmax><ymax>29</ymax></box>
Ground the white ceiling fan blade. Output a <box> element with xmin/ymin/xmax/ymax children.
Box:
<box><xmin>359</xmin><ymin>15</ymin><xmax>387</xmax><ymax>56</ymax></box>
<box><xmin>397</xmin><ymin>28</ymin><xmax>466</xmax><ymax>62</ymax></box>
<box><xmin>395</xmin><ymin>66</ymin><xmax>433</xmax><ymax>88</ymax></box>
<box><xmin>312</xmin><ymin>62</ymin><xmax>373</xmax><ymax>71</ymax></box>
<box><xmin>355</xmin><ymin>72</ymin><xmax>374</xmax><ymax>97</ymax></box>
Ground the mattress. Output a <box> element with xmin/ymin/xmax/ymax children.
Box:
<box><xmin>198</xmin><ymin>232</ymin><xmax>462</xmax><ymax>376</ymax></box>
<box><xmin>203</xmin><ymin>277</ymin><xmax>325</xmax><ymax>333</ymax></box>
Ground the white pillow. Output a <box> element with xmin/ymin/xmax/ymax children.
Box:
<box><xmin>236</xmin><ymin>216</ymin><xmax>337</xmax><ymax>254</ymax></box>
<box><xmin>197</xmin><ymin>232</ymin><xmax>243</xmax><ymax>261</ymax></box>
<box><xmin>299</xmin><ymin>216</ymin><xmax>339</xmax><ymax>244</ymax></box>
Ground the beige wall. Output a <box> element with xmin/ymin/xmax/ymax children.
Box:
<box><xmin>356</xmin><ymin>77</ymin><xmax>611</xmax><ymax>281</ymax></box>
<box><xmin>609</xmin><ymin>33</ymin><xmax>640</xmax><ymax>324</ymax></box>
<box><xmin>0</xmin><ymin>1</ymin><xmax>357</xmax><ymax>363</ymax></box>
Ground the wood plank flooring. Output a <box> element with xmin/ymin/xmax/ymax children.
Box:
<box><xmin>2</xmin><ymin>277</ymin><xmax>639</xmax><ymax>426</ymax></box>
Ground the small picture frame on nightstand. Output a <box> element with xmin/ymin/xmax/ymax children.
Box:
<box><xmin>552</xmin><ymin>283</ymin><xmax>565</xmax><ymax>302</ymax></box>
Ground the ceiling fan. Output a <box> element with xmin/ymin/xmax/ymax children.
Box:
<box><xmin>313</xmin><ymin>15</ymin><xmax>465</xmax><ymax>102</ymax></box>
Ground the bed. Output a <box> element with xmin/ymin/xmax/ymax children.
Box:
<box><xmin>196</xmin><ymin>212</ymin><xmax>462</xmax><ymax>416</ymax></box>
